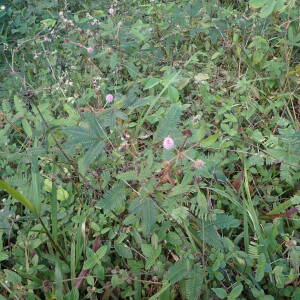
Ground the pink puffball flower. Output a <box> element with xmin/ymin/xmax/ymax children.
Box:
<box><xmin>163</xmin><ymin>136</ymin><xmax>175</xmax><ymax>150</ymax></box>
<box><xmin>87</xmin><ymin>47</ymin><xmax>94</xmax><ymax>54</ymax></box>
<box><xmin>194</xmin><ymin>159</ymin><xmax>205</xmax><ymax>168</ymax></box>
<box><xmin>105</xmin><ymin>94</ymin><xmax>114</xmax><ymax>103</ymax></box>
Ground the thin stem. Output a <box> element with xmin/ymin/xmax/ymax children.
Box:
<box><xmin>38</xmin><ymin>217</ymin><xmax>69</xmax><ymax>265</ymax></box>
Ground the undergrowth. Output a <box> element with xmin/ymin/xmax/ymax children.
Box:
<box><xmin>0</xmin><ymin>0</ymin><xmax>300</xmax><ymax>299</ymax></box>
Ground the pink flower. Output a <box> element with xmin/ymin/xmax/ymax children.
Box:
<box><xmin>108</xmin><ymin>8</ymin><xmax>115</xmax><ymax>16</ymax></box>
<box><xmin>87</xmin><ymin>47</ymin><xmax>94</xmax><ymax>54</ymax></box>
<box><xmin>105</xmin><ymin>94</ymin><xmax>114</xmax><ymax>103</ymax></box>
<box><xmin>194</xmin><ymin>159</ymin><xmax>205</xmax><ymax>168</ymax></box>
<box><xmin>163</xmin><ymin>136</ymin><xmax>175</xmax><ymax>150</ymax></box>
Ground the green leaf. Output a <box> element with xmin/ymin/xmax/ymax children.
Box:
<box><xmin>144</xmin><ymin>77</ymin><xmax>161</xmax><ymax>90</ymax></box>
<box><xmin>0</xmin><ymin>252</ymin><xmax>9</xmax><ymax>262</ymax></box>
<box><xmin>212</xmin><ymin>288</ymin><xmax>227</xmax><ymax>299</ymax></box>
<box><xmin>141</xmin><ymin>244</ymin><xmax>161</xmax><ymax>269</ymax></box>
<box><xmin>129</xmin><ymin>197</ymin><xmax>157</xmax><ymax>235</ymax></box>
<box><xmin>165</xmin><ymin>259</ymin><xmax>190</xmax><ymax>284</ymax></box>
<box><xmin>215</xmin><ymin>214</ymin><xmax>240</xmax><ymax>229</ymax></box>
<box><xmin>166</xmin><ymin>232</ymin><xmax>182</xmax><ymax>246</ymax></box>
<box><xmin>98</xmin><ymin>183</ymin><xmax>126</xmax><ymax>212</ymax></box>
<box><xmin>44</xmin><ymin>179</ymin><xmax>69</xmax><ymax>201</ymax></box>
<box><xmin>154</xmin><ymin>103</ymin><xmax>182</xmax><ymax>141</ymax></box>
<box><xmin>167</xmin><ymin>86</ymin><xmax>179</xmax><ymax>101</ymax></box>
<box><xmin>170</xmin><ymin>184</ymin><xmax>194</xmax><ymax>197</ymax></box>
<box><xmin>194</xmin><ymin>73</ymin><xmax>209</xmax><ymax>82</ymax></box>
<box><xmin>252</xmin><ymin>50</ymin><xmax>264</xmax><ymax>65</ymax></box>
<box><xmin>149</xmin><ymin>283</ymin><xmax>172</xmax><ymax>300</ymax></box>
<box><xmin>41</xmin><ymin>18</ymin><xmax>56</xmax><ymax>27</ymax></box>
<box><xmin>4</xmin><ymin>269</ymin><xmax>22</xmax><ymax>284</ymax></box>
<box><xmin>201</xmin><ymin>132</ymin><xmax>220</xmax><ymax>147</ymax></box>
<box><xmin>83</xmin><ymin>245</ymin><xmax>107</xmax><ymax>270</ymax></box>
<box><xmin>259</xmin><ymin>0</ymin><xmax>276</xmax><ymax>18</ymax></box>
<box><xmin>197</xmin><ymin>224</ymin><xmax>224</xmax><ymax>250</ymax></box>
<box><xmin>185</xmin><ymin>264</ymin><xmax>203</xmax><ymax>300</ymax></box>
<box><xmin>14</xmin><ymin>95</ymin><xmax>26</xmax><ymax>114</ymax></box>
<box><xmin>170</xmin><ymin>206</ymin><xmax>189</xmax><ymax>224</ymax></box>
<box><xmin>142</xmin><ymin>198</ymin><xmax>157</xmax><ymax>235</ymax></box>
<box><xmin>78</xmin><ymin>141</ymin><xmax>105</xmax><ymax>174</ymax></box>
<box><xmin>249</xmin><ymin>0</ymin><xmax>267</xmax><ymax>8</ymax></box>
<box><xmin>228</xmin><ymin>283</ymin><xmax>243</xmax><ymax>300</ymax></box>
<box><xmin>22</xmin><ymin>119</ymin><xmax>33</xmax><ymax>137</ymax></box>
<box><xmin>115</xmin><ymin>170</ymin><xmax>139</xmax><ymax>181</ymax></box>
<box><xmin>115</xmin><ymin>243</ymin><xmax>133</xmax><ymax>259</ymax></box>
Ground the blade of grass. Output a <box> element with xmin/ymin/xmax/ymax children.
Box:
<box><xmin>31</xmin><ymin>152</ymin><xmax>41</xmax><ymax>216</ymax></box>
<box><xmin>55</xmin><ymin>258</ymin><xmax>64</xmax><ymax>300</ymax></box>
<box><xmin>242</xmin><ymin>189</ymin><xmax>249</xmax><ymax>253</ymax></box>
<box><xmin>0</xmin><ymin>179</ymin><xmax>36</xmax><ymax>215</ymax></box>
<box><xmin>51</xmin><ymin>181</ymin><xmax>58</xmax><ymax>242</ymax></box>
<box><xmin>243</xmin><ymin>167</ymin><xmax>274</xmax><ymax>282</ymax></box>
<box><xmin>71</xmin><ymin>240</ymin><xmax>76</xmax><ymax>287</ymax></box>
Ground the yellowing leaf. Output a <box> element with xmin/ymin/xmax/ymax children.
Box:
<box><xmin>194</xmin><ymin>73</ymin><xmax>209</xmax><ymax>82</ymax></box>
<box><xmin>44</xmin><ymin>179</ymin><xmax>69</xmax><ymax>201</ymax></box>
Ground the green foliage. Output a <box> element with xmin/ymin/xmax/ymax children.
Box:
<box><xmin>0</xmin><ymin>0</ymin><xmax>299</xmax><ymax>299</ymax></box>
